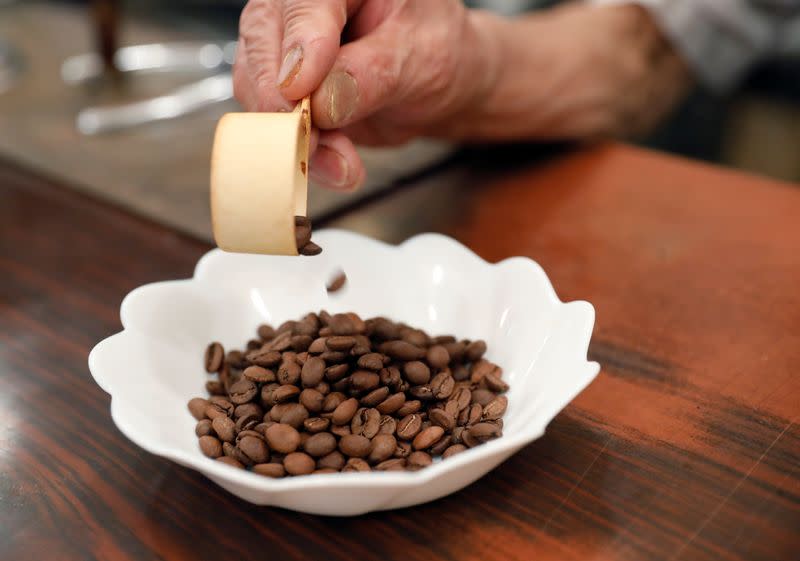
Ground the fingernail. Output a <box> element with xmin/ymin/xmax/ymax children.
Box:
<box><xmin>323</xmin><ymin>71</ymin><xmax>358</xmax><ymax>126</ymax></box>
<box><xmin>277</xmin><ymin>45</ymin><xmax>303</xmax><ymax>88</ymax></box>
<box><xmin>310</xmin><ymin>145</ymin><xmax>351</xmax><ymax>190</ymax></box>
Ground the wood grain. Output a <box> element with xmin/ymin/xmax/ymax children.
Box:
<box><xmin>1</xmin><ymin>144</ymin><xmax>798</xmax><ymax>561</ymax></box>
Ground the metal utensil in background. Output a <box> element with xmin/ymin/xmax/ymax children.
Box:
<box><xmin>62</xmin><ymin>41</ymin><xmax>237</xmax><ymax>85</ymax></box>
<box><xmin>76</xmin><ymin>72</ymin><xmax>233</xmax><ymax>135</ymax></box>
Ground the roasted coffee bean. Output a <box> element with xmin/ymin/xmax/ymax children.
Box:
<box><xmin>430</xmin><ymin>372</ymin><xmax>455</xmax><ymax>399</ymax></box>
<box><xmin>400</xmin><ymin>328</ymin><xmax>427</xmax><ymax>348</ymax></box>
<box><xmin>254</xmin><ymin>422</ymin><xmax>273</xmax><ymax>437</ymax></box>
<box><xmin>273</xmin><ymin>384</ymin><xmax>300</xmax><ymax>403</ymax></box>
<box><xmin>466</xmin><ymin>403</ymin><xmax>483</xmax><ymax>426</ymax></box>
<box><xmin>326</xmin><ymin>335</ymin><xmax>356</xmax><ymax>352</ymax></box>
<box><xmin>301</xmin><ymin>356</ymin><xmax>326</xmax><ymax>387</ymax></box>
<box><xmin>375</xmin><ymin>458</ymin><xmax>406</xmax><ymax>471</ymax></box>
<box><xmin>451</xmin><ymin>387</ymin><xmax>472</xmax><ymax>412</ymax></box>
<box><xmin>351</xmin><ymin>407</ymin><xmax>381</xmax><ymax>439</ymax></box>
<box><xmin>484</xmin><ymin>372</ymin><xmax>509</xmax><ymax>393</ymax></box>
<box><xmin>403</xmin><ymin>361</ymin><xmax>431</xmax><ymax>385</ymax></box>
<box><xmin>205</xmin><ymin>380</ymin><xmax>225</xmax><ymax>395</ymax></box>
<box><xmin>234</xmin><ymin>402</ymin><xmax>262</xmax><ymax>420</ymax></box>
<box><xmin>304</xmin><ymin>417</ymin><xmax>330</xmax><ymax>433</ymax></box>
<box><xmin>195</xmin><ymin>419</ymin><xmax>213</xmax><ymax>437</ymax></box>
<box><xmin>482</xmin><ymin>396</ymin><xmax>508</xmax><ymax>421</ymax></box>
<box><xmin>188</xmin><ymin>397</ymin><xmax>209</xmax><ymax>420</ymax></box>
<box><xmin>339</xmin><ymin>434</ymin><xmax>371</xmax><ymax>457</ymax></box>
<box><xmin>471</xmin><ymin>388</ymin><xmax>496</xmax><ymax>407</ymax></box>
<box><xmin>409</xmin><ymin>384</ymin><xmax>434</xmax><ymax>401</ymax></box>
<box><xmin>443</xmin><ymin>399</ymin><xmax>460</xmax><ymax>419</ymax></box>
<box><xmin>247</xmin><ymin>348</ymin><xmax>282</xmax><ymax>367</ymax></box>
<box><xmin>407</xmin><ymin>451</ymin><xmax>433</xmax><ymax>470</ymax></box>
<box><xmin>205</xmin><ymin>396</ymin><xmax>234</xmax><ymax>420</ymax></box>
<box><xmin>295</xmin><ymin>351</ymin><xmax>309</xmax><ymax>365</ymax></box>
<box><xmin>326</xmin><ymin>270</ymin><xmax>347</xmax><ymax>293</ymax></box>
<box><xmin>228</xmin><ymin>379</ymin><xmax>258</xmax><ymax>405</ymax></box>
<box><xmin>429</xmin><ymin>408</ymin><xmax>456</xmax><ymax>431</ymax></box>
<box><xmin>331</xmin><ymin>424</ymin><xmax>351</xmax><ymax>437</ymax></box>
<box><xmin>303</xmin><ymin>432</ymin><xmax>337</xmax><ymax>457</ymax></box>
<box><xmin>314</xmin><ymin>381</ymin><xmax>331</xmax><ymax>395</ymax></box>
<box><xmin>342</xmin><ymin>458</ymin><xmax>371</xmax><ymax>472</ymax></box>
<box><xmin>235</xmin><ymin>429</ymin><xmax>264</xmax><ymax>444</ymax></box>
<box><xmin>284</xmin><ymin>451</ymin><xmax>316</xmax><ymax>475</ymax></box>
<box><xmin>465</xmin><ymin>340</ymin><xmax>487</xmax><ymax>362</ymax></box>
<box><xmin>332</xmin><ymin>397</ymin><xmax>359</xmax><ymax>425</ymax></box>
<box><xmin>381</xmin><ymin>341</ymin><xmax>425</xmax><ymax>361</ymax></box>
<box><xmin>325</xmin><ymin>363</ymin><xmax>349</xmax><ymax>382</ymax></box>
<box><xmin>357</xmin><ymin>353</ymin><xmax>385</xmax><ymax>371</ymax></box>
<box><xmin>277</xmin><ymin>320</ymin><xmax>296</xmax><ymax>334</ymax></box>
<box><xmin>426</xmin><ymin>345</ymin><xmax>450</xmax><ymax>369</ymax></box>
<box><xmin>360</xmin><ymin>386</ymin><xmax>390</xmax><ymax>407</ymax></box>
<box><xmin>369</xmin><ymin>318</ymin><xmax>400</xmax><ymax>341</ymax></box>
<box><xmin>413</xmin><ymin>426</ymin><xmax>444</xmax><ymax>450</ymax></box>
<box><xmin>299</xmin><ymin>388</ymin><xmax>325</xmax><ymax>413</ymax></box>
<box><xmin>246</xmin><ymin>339</ymin><xmax>262</xmax><ymax>351</ymax></box>
<box><xmin>394</xmin><ymin>441</ymin><xmax>412</xmax><ymax>458</ymax></box>
<box><xmin>350</xmin><ymin>370</ymin><xmax>380</xmax><ymax>392</ymax></box>
<box><xmin>332</xmin><ymin>377</ymin><xmax>351</xmax><ymax>393</ymax></box>
<box><xmin>265</xmin><ymin>423</ymin><xmax>301</xmax><ymax>454</ymax></box>
<box><xmin>396</xmin><ymin>414</ymin><xmax>423</xmax><ymax>440</ymax></box>
<box><xmin>376</xmin><ymin>415</ymin><xmax>396</xmax><ymax>436</ymax></box>
<box><xmin>243</xmin><ymin>365</ymin><xmax>275</xmax><ymax>383</ymax></box>
<box><xmin>269</xmin><ymin>331</ymin><xmax>293</xmax><ymax>352</ymax></box>
<box><xmin>328</xmin><ymin>314</ymin><xmax>356</xmax><ymax>335</ymax></box>
<box><xmin>451</xmin><ymin>426</ymin><xmax>465</xmax><ymax>444</ymax></box>
<box><xmin>308</xmin><ymin>337</ymin><xmax>327</xmax><ymax>354</ymax></box>
<box><xmin>199</xmin><ymin>435</ymin><xmax>222</xmax><ymax>458</ymax></box>
<box><xmin>379</xmin><ymin>366</ymin><xmax>402</xmax><ymax>389</ymax></box>
<box><xmin>346</xmin><ymin>313</ymin><xmax>366</xmax><ymax>334</ymax></box>
<box><xmin>295</xmin><ymin>224</ymin><xmax>312</xmax><ymax>250</ymax></box>
<box><xmin>322</xmin><ymin>350</ymin><xmax>349</xmax><ymax>363</ymax></box>
<box><xmin>395</xmin><ymin>400</ymin><xmax>422</xmax><ymax>417</ymax></box>
<box><xmin>440</xmin><ymin>341</ymin><xmax>464</xmax><ymax>364</ymax></box>
<box><xmin>253</xmin><ymin>463</ymin><xmax>285</xmax><ymax>478</ymax></box>
<box><xmin>257</xmin><ymin>324</ymin><xmax>276</xmax><ymax>341</ymax></box>
<box><xmin>313</xmin><ymin>468</ymin><xmax>337</xmax><ymax>474</ymax></box>
<box><xmin>216</xmin><ymin>456</ymin><xmax>245</xmax><ymax>469</ymax></box>
<box><xmin>465</xmin><ymin>422</ymin><xmax>501</xmax><ymax>445</ymax></box>
<box><xmin>318</xmin><ymin>326</ymin><xmax>333</xmax><ymax>337</ymax></box>
<box><xmin>239</xmin><ymin>435</ymin><xmax>270</xmax><ymax>464</ymax></box>
<box><xmin>212</xmin><ymin>416</ymin><xmax>236</xmax><ymax>442</ymax></box>
<box><xmin>452</xmin><ymin>364</ymin><xmax>469</xmax><ymax>381</ymax></box>
<box><xmin>299</xmin><ymin>241</ymin><xmax>322</xmax><ymax>256</ymax></box>
<box><xmin>317</xmin><ymin>451</ymin><xmax>346</xmax><ymax>471</ymax></box>
<box><xmin>322</xmin><ymin>392</ymin><xmax>346</xmax><ymax>412</ymax></box>
<box><xmin>430</xmin><ymin>434</ymin><xmax>452</xmax><ymax>456</ymax></box>
<box><xmin>204</xmin><ymin>342</ymin><xmax>224</xmax><ymax>373</ymax></box>
<box><xmin>376</xmin><ymin>392</ymin><xmax>406</xmax><ymax>415</ymax></box>
<box><xmin>268</xmin><ymin>403</ymin><xmax>293</xmax><ymax>422</ymax></box>
<box><xmin>279</xmin><ymin>403</ymin><xmax>309</xmax><ymax>429</ymax></box>
<box><xmin>290</xmin><ymin>335</ymin><xmax>313</xmax><ymax>352</ymax></box>
<box><xmin>225</xmin><ymin>350</ymin><xmax>247</xmax><ymax>368</ymax></box>
<box><xmin>277</xmin><ymin>360</ymin><xmax>301</xmax><ymax>385</ymax></box>
<box><xmin>443</xmin><ymin>444</ymin><xmax>467</xmax><ymax>458</ymax></box>
<box><xmin>470</xmin><ymin>359</ymin><xmax>496</xmax><ymax>383</ymax></box>
<box><xmin>369</xmin><ymin>434</ymin><xmax>397</xmax><ymax>464</ymax></box>
<box><xmin>223</xmin><ymin>441</ymin><xmax>237</xmax><ymax>457</ymax></box>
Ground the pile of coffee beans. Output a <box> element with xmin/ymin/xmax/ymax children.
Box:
<box><xmin>189</xmin><ymin>311</ymin><xmax>508</xmax><ymax>476</ymax></box>
<box><xmin>295</xmin><ymin>216</ymin><xmax>321</xmax><ymax>256</ymax></box>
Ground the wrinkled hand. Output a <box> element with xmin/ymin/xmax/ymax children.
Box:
<box><xmin>234</xmin><ymin>0</ymin><xmax>495</xmax><ymax>191</ymax></box>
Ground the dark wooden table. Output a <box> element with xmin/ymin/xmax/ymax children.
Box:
<box><xmin>1</xmin><ymin>143</ymin><xmax>798</xmax><ymax>561</ymax></box>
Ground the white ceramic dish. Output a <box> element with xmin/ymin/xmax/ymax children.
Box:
<box><xmin>88</xmin><ymin>230</ymin><xmax>599</xmax><ymax>516</ymax></box>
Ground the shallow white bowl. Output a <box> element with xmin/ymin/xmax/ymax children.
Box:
<box><xmin>88</xmin><ymin>230</ymin><xmax>599</xmax><ymax>516</ymax></box>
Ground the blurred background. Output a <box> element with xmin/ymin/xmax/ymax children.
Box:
<box><xmin>1</xmin><ymin>0</ymin><xmax>799</xmax><ymax>242</ymax></box>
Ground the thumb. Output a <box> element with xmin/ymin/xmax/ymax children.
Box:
<box><xmin>310</xmin><ymin>25</ymin><xmax>409</xmax><ymax>129</ymax></box>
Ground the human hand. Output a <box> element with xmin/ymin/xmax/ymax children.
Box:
<box><xmin>233</xmin><ymin>0</ymin><xmax>497</xmax><ymax>191</ymax></box>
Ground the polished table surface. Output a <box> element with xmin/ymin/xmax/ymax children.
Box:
<box><xmin>1</xmin><ymin>143</ymin><xmax>798</xmax><ymax>561</ymax></box>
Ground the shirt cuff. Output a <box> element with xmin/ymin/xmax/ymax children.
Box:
<box><xmin>590</xmin><ymin>0</ymin><xmax>776</xmax><ymax>93</ymax></box>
